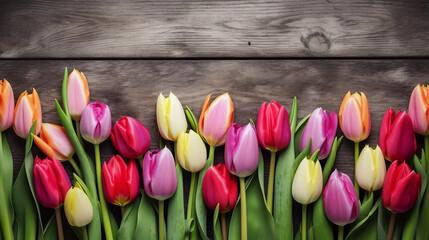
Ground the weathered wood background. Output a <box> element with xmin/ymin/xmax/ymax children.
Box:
<box><xmin>1</xmin><ymin>0</ymin><xmax>429</xmax><ymax>239</ymax></box>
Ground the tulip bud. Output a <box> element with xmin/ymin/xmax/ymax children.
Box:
<box><xmin>33</xmin><ymin>156</ymin><xmax>71</xmax><ymax>208</ymax></box>
<box><xmin>257</xmin><ymin>101</ymin><xmax>291</xmax><ymax>152</ymax></box>
<box><xmin>299</xmin><ymin>108</ymin><xmax>338</xmax><ymax>159</ymax></box>
<box><xmin>292</xmin><ymin>158</ymin><xmax>323</xmax><ymax>204</ymax></box>
<box><xmin>80</xmin><ymin>102</ymin><xmax>111</xmax><ymax>144</ymax></box>
<box><xmin>338</xmin><ymin>92</ymin><xmax>371</xmax><ymax>142</ymax></box>
<box><xmin>225</xmin><ymin>123</ymin><xmax>259</xmax><ymax>178</ymax></box>
<box><xmin>0</xmin><ymin>79</ymin><xmax>14</xmax><ymax>132</ymax></box>
<box><xmin>13</xmin><ymin>88</ymin><xmax>42</xmax><ymax>138</ymax></box>
<box><xmin>323</xmin><ymin>170</ymin><xmax>359</xmax><ymax>226</ymax></box>
<box><xmin>408</xmin><ymin>84</ymin><xmax>429</xmax><ymax>135</ymax></box>
<box><xmin>379</xmin><ymin>108</ymin><xmax>416</xmax><ymax>162</ymax></box>
<box><xmin>33</xmin><ymin>123</ymin><xmax>75</xmax><ymax>161</ymax></box>
<box><xmin>198</xmin><ymin>93</ymin><xmax>234</xmax><ymax>147</ymax></box>
<box><xmin>64</xmin><ymin>185</ymin><xmax>93</xmax><ymax>227</ymax></box>
<box><xmin>382</xmin><ymin>160</ymin><xmax>421</xmax><ymax>213</ymax></box>
<box><xmin>355</xmin><ymin>145</ymin><xmax>386</xmax><ymax>192</ymax></box>
<box><xmin>202</xmin><ymin>164</ymin><xmax>238</xmax><ymax>213</ymax></box>
<box><xmin>156</xmin><ymin>92</ymin><xmax>188</xmax><ymax>141</ymax></box>
<box><xmin>110</xmin><ymin>116</ymin><xmax>151</xmax><ymax>159</ymax></box>
<box><xmin>176</xmin><ymin>130</ymin><xmax>207</xmax><ymax>172</ymax></box>
<box><xmin>143</xmin><ymin>148</ymin><xmax>177</xmax><ymax>200</ymax></box>
<box><xmin>102</xmin><ymin>155</ymin><xmax>140</xmax><ymax>206</ymax></box>
<box><xmin>67</xmin><ymin>69</ymin><xmax>90</xmax><ymax>121</ymax></box>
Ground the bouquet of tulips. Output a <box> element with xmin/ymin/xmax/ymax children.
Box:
<box><xmin>0</xmin><ymin>68</ymin><xmax>428</xmax><ymax>240</ymax></box>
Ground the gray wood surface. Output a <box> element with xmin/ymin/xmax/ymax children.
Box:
<box><xmin>1</xmin><ymin>1</ymin><xmax>429</xmax><ymax>58</ymax></box>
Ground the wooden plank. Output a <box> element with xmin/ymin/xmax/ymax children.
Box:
<box><xmin>1</xmin><ymin>1</ymin><xmax>429</xmax><ymax>58</ymax></box>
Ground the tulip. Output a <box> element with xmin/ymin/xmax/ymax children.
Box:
<box><xmin>0</xmin><ymin>79</ymin><xmax>14</xmax><ymax>132</ymax></box>
<box><xmin>408</xmin><ymin>84</ymin><xmax>429</xmax><ymax>135</ymax></box>
<box><xmin>257</xmin><ymin>101</ymin><xmax>291</xmax><ymax>152</ymax></box>
<box><xmin>64</xmin><ymin>185</ymin><xmax>93</xmax><ymax>227</ymax></box>
<box><xmin>67</xmin><ymin>69</ymin><xmax>90</xmax><ymax>121</ymax></box>
<box><xmin>110</xmin><ymin>116</ymin><xmax>151</xmax><ymax>159</ymax></box>
<box><xmin>33</xmin><ymin>123</ymin><xmax>75</xmax><ymax>161</ymax></box>
<box><xmin>33</xmin><ymin>156</ymin><xmax>71</xmax><ymax>208</ymax></box>
<box><xmin>299</xmin><ymin>108</ymin><xmax>338</xmax><ymax>159</ymax></box>
<box><xmin>198</xmin><ymin>93</ymin><xmax>234</xmax><ymax>147</ymax></box>
<box><xmin>80</xmin><ymin>101</ymin><xmax>111</xmax><ymax>144</ymax></box>
<box><xmin>225</xmin><ymin>123</ymin><xmax>259</xmax><ymax>178</ymax></box>
<box><xmin>156</xmin><ymin>92</ymin><xmax>188</xmax><ymax>141</ymax></box>
<box><xmin>355</xmin><ymin>145</ymin><xmax>386</xmax><ymax>192</ymax></box>
<box><xmin>13</xmin><ymin>88</ymin><xmax>42</xmax><ymax>138</ymax></box>
<box><xmin>202</xmin><ymin>164</ymin><xmax>238</xmax><ymax>212</ymax></box>
<box><xmin>338</xmin><ymin>92</ymin><xmax>371</xmax><ymax>142</ymax></box>
<box><xmin>323</xmin><ymin>169</ymin><xmax>359</xmax><ymax>226</ymax></box>
<box><xmin>382</xmin><ymin>160</ymin><xmax>421</xmax><ymax>213</ymax></box>
<box><xmin>292</xmin><ymin>158</ymin><xmax>323</xmax><ymax>204</ymax></box>
<box><xmin>176</xmin><ymin>130</ymin><xmax>207</xmax><ymax>172</ymax></box>
<box><xmin>379</xmin><ymin>108</ymin><xmax>417</xmax><ymax>162</ymax></box>
<box><xmin>143</xmin><ymin>147</ymin><xmax>177</xmax><ymax>200</ymax></box>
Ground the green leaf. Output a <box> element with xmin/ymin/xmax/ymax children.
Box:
<box><xmin>61</xmin><ymin>67</ymin><xmax>70</xmax><ymax>118</ymax></box>
<box><xmin>43</xmin><ymin>214</ymin><xmax>58</xmax><ymax>240</ymax></box>
<box><xmin>323</xmin><ymin>136</ymin><xmax>343</xmax><ymax>186</ymax></box>
<box><xmin>185</xmin><ymin>106</ymin><xmax>199</xmax><ymax>134</ymax></box>
<box><xmin>134</xmin><ymin>192</ymin><xmax>158</xmax><ymax>240</ymax></box>
<box><xmin>109</xmin><ymin>208</ymin><xmax>118</xmax><ymax>240</ymax></box>
<box><xmin>294</xmin><ymin>114</ymin><xmax>310</xmax><ymax>154</ymax></box>
<box><xmin>346</xmin><ymin>199</ymin><xmax>380</xmax><ymax>240</ymax></box>
<box><xmin>351</xmin><ymin>192</ymin><xmax>374</xmax><ymax>228</ymax></box>
<box><xmin>167</xmin><ymin>161</ymin><xmax>186</xmax><ymax>240</ymax></box>
<box><xmin>312</xmin><ymin>196</ymin><xmax>333</xmax><ymax>240</ymax></box>
<box><xmin>213</xmin><ymin>205</ymin><xmax>222</xmax><ymax>240</ymax></box>
<box><xmin>117</xmin><ymin>195</ymin><xmax>140</xmax><ymax>239</ymax></box>
<box><xmin>0</xmin><ymin>133</ymin><xmax>15</xmax><ymax>228</ymax></box>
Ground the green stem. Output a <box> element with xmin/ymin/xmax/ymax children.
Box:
<box><xmin>338</xmin><ymin>225</ymin><xmax>344</xmax><ymax>240</ymax></box>
<box><xmin>425</xmin><ymin>136</ymin><xmax>429</xmax><ymax>180</ymax></box>
<box><xmin>354</xmin><ymin>141</ymin><xmax>360</xmax><ymax>199</ymax></box>
<box><xmin>55</xmin><ymin>208</ymin><xmax>64</xmax><ymax>240</ymax></box>
<box><xmin>185</xmin><ymin>172</ymin><xmax>197</xmax><ymax>240</ymax></box>
<box><xmin>302</xmin><ymin>204</ymin><xmax>307</xmax><ymax>240</ymax></box>
<box><xmin>121</xmin><ymin>206</ymin><xmax>125</xmax><ymax>218</ymax></box>
<box><xmin>82</xmin><ymin>226</ymin><xmax>89</xmax><ymax>240</ymax></box>
<box><xmin>68</xmin><ymin>157</ymin><xmax>82</xmax><ymax>178</ymax></box>
<box><xmin>0</xmin><ymin>132</ymin><xmax>13</xmax><ymax>240</ymax></box>
<box><xmin>94</xmin><ymin>144</ymin><xmax>113</xmax><ymax>240</ymax></box>
<box><xmin>221</xmin><ymin>213</ymin><xmax>227</xmax><ymax>240</ymax></box>
<box><xmin>76</xmin><ymin>120</ymin><xmax>84</xmax><ymax>147</ymax></box>
<box><xmin>239</xmin><ymin>177</ymin><xmax>247</xmax><ymax>240</ymax></box>
<box><xmin>267</xmin><ymin>151</ymin><xmax>276</xmax><ymax>213</ymax></box>
<box><xmin>387</xmin><ymin>213</ymin><xmax>396</xmax><ymax>240</ymax></box>
<box><xmin>159</xmin><ymin>200</ymin><xmax>165</xmax><ymax>240</ymax></box>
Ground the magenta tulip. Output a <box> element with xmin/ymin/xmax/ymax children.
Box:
<box><xmin>299</xmin><ymin>108</ymin><xmax>338</xmax><ymax>159</ymax></box>
<box><xmin>80</xmin><ymin>102</ymin><xmax>111</xmax><ymax>144</ymax></box>
<box><xmin>143</xmin><ymin>147</ymin><xmax>177</xmax><ymax>200</ymax></box>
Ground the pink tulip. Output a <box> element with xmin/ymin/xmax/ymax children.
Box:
<box><xmin>80</xmin><ymin>102</ymin><xmax>111</xmax><ymax>144</ymax></box>
<box><xmin>323</xmin><ymin>169</ymin><xmax>359</xmax><ymax>226</ymax></box>
<box><xmin>0</xmin><ymin>79</ymin><xmax>14</xmax><ymax>132</ymax></box>
<box><xmin>13</xmin><ymin>89</ymin><xmax>42</xmax><ymax>138</ymax></box>
<box><xmin>338</xmin><ymin>92</ymin><xmax>371</xmax><ymax>142</ymax></box>
<box><xmin>67</xmin><ymin>69</ymin><xmax>90</xmax><ymax>121</ymax></box>
<box><xmin>33</xmin><ymin>123</ymin><xmax>75</xmax><ymax>161</ymax></box>
<box><xmin>408</xmin><ymin>84</ymin><xmax>429</xmax><ymax>135</ymax></box>
<box><xmin>299</xmin><ymin>108</ymin><xmax>338</xmax><ymax>159</ymax></box>
<box><xmin>143</xmin><ymin>147</ymin><xmax>177</xmax><ymax>200</ymax></box>
<box><xmin>225</xmin><ymin>123</ymin><xmax>259</xmax><ymax>177</ymax></box>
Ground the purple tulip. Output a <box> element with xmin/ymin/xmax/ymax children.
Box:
<box><xmin>143</xmin><ymin>147</ymin><xmax>177</xmax><ymax>200</ymax></box>
<box><xmin>299</xmin><ymin>108</ymin><xmax>338</xmax><ymax>159</ymax></box>
<box><xmin>225</xmin><ymin>123</ymin><xmax>259</xmax><ymax>177</ymax></box>
<box><xmin>323</xmin><ymin>169</ymin><xmax>359</xmax><ymax>226</ymax></box>
<box><xmin>80</xmin><ymin>102</ymin><xmax>111</xmax><ymax>144</ymax></box>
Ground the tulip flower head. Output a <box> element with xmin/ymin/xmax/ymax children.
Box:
<box><xmin>202</xmin><ymin>164</ymin><xmax>238</xmax><ymax>213</ymax></box>
<box><xmin>64</xmin><ymin>184</ymin><xmax>93</xmax><ymax>227</ymax></box>
<box><xmin>382</xmin><ymin>160</ymin><xmax>421</xmax><ymax>213</ymax></box>
<box><xmin>225</xmin><ymin>123</ymin><xmax>259</xmax><ymax>178</ymax></box>
<box><xmin>33</xmin><ymin>156</ymin><xmax>71</xmax><ymax>208</ymax></box>
<box><xmin>408</xmin><ymin>84</ymin><xmax>429</xmax><ymax>135</ymax></box>
<box><xmin>67</xmin><ymin>69</ymin><xmax>90</xmax><ymax>121</ymax></box>
<box><xmin>198</xmin><ymin>93</ymin><xmax>234</xmax><ymax>147</ymax></box>
<box><xmin>299</xmin><ymin>108</ymin><xmax>338</xmax><ymax>159</ymax></box>
<box><xmin>156</xmin><ymin>92</ymin><xmax>187</xmax><ymax>141</ymax></box>
<box><xmin>176</xmin><ymin>130</ymin><xmax>207</xmax><ymax>172</ymax></box>
<box><xmin>292</xmin><ymin>157</ymin><xmax>323</xmax><ymax>204</ymax></box>
<box><xmin>13</xmin><ymin>88</ymin><xmax>42</xmax><ymax>138</ymax></box>
<box><xmin>143</xmin><ymin>148</ymin><xmax>177</xmax><ymax>201</ymax></box>
<box><xmin>339</xmin><ymin>92</ymin><xmax>371</xmax><ymax>142</ymax></box>
<box><xmin>110</xmin><ymin>116</ymin><xmax>151</xmax><ymax>159</ymax></box>
<box><xmin>379</xmin><ymin>108</ymin><xmax>417</xmax><ymax>162</ymax></box>
<box><xmin>80</xmin><ymin>101</ymin><xmax>111</xmax><ymax>144</ymax></box>
<box><xmin>0</xmin><ymin>79</ymin><xmax>14</xmax><ymax>132</ymax></box>
<box><xmin>323</xmin><ymin>170</ymin><xmax>359</xmax><ymax>226</ymax></box>
<box><xmin>355</xmin><ymin>145</ymin><xmax>386</xmax><ymax>192</ymax></box>
<box><xmin>33</xmin><ymin>123</ymin><xmax>75</xmax><ymax>161</ymax></box>
<box><xmin>102</xmin><ymin>155</ymin><xmax>140</xmax><ymax>206</ymax></box>
<box><xmin>257</xmin><ymin>101</ymin><xmax>291</xmax><ymax>152</ymax></box>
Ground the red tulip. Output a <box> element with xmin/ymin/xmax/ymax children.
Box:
<box><xmin>110</xmin><ymin>116</ymin><xmax>151</xmax><ymax>159</ymax></box>
<box><xmin>202</xmin><ymin>164</ymin><xmax>238</xmax><ymax>213</ymax></box>
<box><xmin>257</xmin><ymin>101</ymin><xmax>291</xmax><ymax>152</ymax></box>
<box><xmin>382</xmin><ymin>160</ymin><xmax>421</xmax><ymax>213</ymax></box>
<box><xmin>379</xmin><ymin>108</ymin><xmax>417</xmax><ymax>162</ymax></box>
<box><xmin>102</xmin><ymin>155</ymin><xmax>140</xmax><ymax>206</ymax></box>
<box><xmin>33</xmin><ymin>156</ymin><xmax>71</xmax><ymax>208</ymax></box>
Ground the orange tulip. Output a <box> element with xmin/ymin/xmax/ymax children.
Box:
<box><xmin>67</xmin><ymin>69</ymin><xmax>90</xmax><ymax>121</ymax></box>
<box><xmin>33</xmin><ymin>123</ymin><xmax>75</xmax><ymax>161</ymax></box>
<box><xmin>0</xmin><ymin>79</ymin><xmax>14</xmax><ymax>132</ymax></box>
<box><xmin>339</xmin><ymin>92</ymin><xmax>371</xmax><ymax>142</ymax></box>
<box><xmin>13</xmin><ymin>89</ymin><xmax>42</xmax><ymax>138</ymax></box>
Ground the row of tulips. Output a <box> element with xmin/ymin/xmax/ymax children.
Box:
<box><xmin>0</xmin><ymin>70</ymin><xmax>428</xmax><ymax>240</ymax></box>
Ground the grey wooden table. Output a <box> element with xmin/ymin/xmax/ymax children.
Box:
<box><xmin>1</xmin><ymin>0</ymin><xmax>429</xmax><ymax>239</ymax></box>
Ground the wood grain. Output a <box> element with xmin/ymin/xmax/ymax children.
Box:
<box><xmin>1</xmin><ymin>1</ymin><xmax>429</xmax><ymax>58</ymax></box>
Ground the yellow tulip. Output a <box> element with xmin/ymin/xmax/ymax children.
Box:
<box><xmin>355</xmin><ymin>145</ymin><xmax>386</xmax><ymax>192</ymax></box>
<box><xmin>64</xmin><ymin>185</ymin><xmax>93</xmax><ymax>227</ymax></box>
<box><xmin>177</xmin><ymin>130</ymin><xmax>207</xmax><ymax>172</ymax></box>
<box><xmin>292</xmin><ymin>158</ymin><xmax>323</xmax><ymax>204</ymax></box>
<box><xmin>156</xmin><ymin>92</ymin><xmax>187</xmax><ymax>141</ymax></box>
